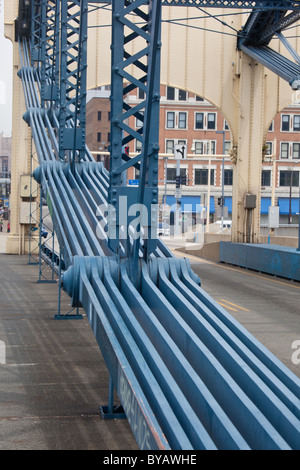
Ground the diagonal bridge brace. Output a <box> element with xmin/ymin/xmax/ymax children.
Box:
<box><xmin>238</xmin><ymin>6</ymin><xmax>300</xmax><ymax>89</ymax></box>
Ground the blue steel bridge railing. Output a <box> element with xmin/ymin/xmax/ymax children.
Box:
<box><xmin>15</xmin><ymin>0</ymin><xmax>300</xmax><ymax>450</ymax></box>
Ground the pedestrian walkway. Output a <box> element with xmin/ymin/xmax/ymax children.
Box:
<box><xmin>0</xmin><ymin>253</ymin><xmax>138</xmax><ymax>450</ymax></box>
<box><xmin>0</xmin><ymin>232</ymin><xmax>8</xmax><ymax>254</ymax></box>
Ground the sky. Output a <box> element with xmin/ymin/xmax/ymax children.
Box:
<box><xmin>0</xmin><ymin>0</ymin><xmax>13</xmax><ymax>136</ymax></box>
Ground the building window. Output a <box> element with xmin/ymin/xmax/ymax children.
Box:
<box><xmin>293</xmin><ymin>142</ymin><xmax>300</xmax><ymax>159</ymax></box>
<box><xmin>224</xmin><ymin>169</ymin><xmax>233</xmax><ymax>185</ymax></box>
<box><xmin>135</xmin><ymin>139</ymin><xmax>142</xmax><ymax>153</ymax></box>
<box><xmin>294</xmin><ymin>115</ymin><xmax>300</xmax><ymax>131</ymax></box>
<box><xmin>280</xmin><ymin>142</ymin><xmax>300</xmax><ymax>159</ymax></box>
<box><xmin>194</xmin><ymin>112</ymin><xmax>216</xmax><ymax>130</ymax></box>
<box><xmin>280</xmin><ymin>142</ymin><xmax>289</xmax><ymax>159</ymax></box>
<box><xmin>166</xmin><ymin>111</ymin><xmax>175</xmax><ymax>128</ymax></box>
<box><xmin>193</xmin><ymin>140</ymin><xmax>215</xmax><ymax>154</ymax></box>
<box><xmin>194</xmin><ymin>141</ymin><xmax>204</xmax><ymax>154</ymax></box>
<box><xmin>268</xmin><ymin>121</ymin><xmax>274</xmax><ymax>132</ymax></box>
<box><xmin>195</xmin><ymin>113</ymin><xmax>204</xmax><ymax>129</ymax></box>
<box><xmin>224</xmin><ymin>141</ymin><xmax>231</xmax><ymax>154</ymax></box>
<box><xmin>166</xmin><ymin>140</ymin><xmax>174</xmax><ymax>154</ymax></box>
<box><xmin>207</xmin><ymin>113</ymin><xmax>216</xmax><ymax>129</ymax></box>
<box><xmin>265</xmin><ymin>142</ymin><xmax>273</xmax><ymax>155</ymax></box>
<box><xmin>166</xmin><ymin>167</ymin><xmax>186</xmax><ymax>182</ymax></box>
<box><xmin>136</xmin><ymin>110</ymin><xmax>144</xmax><ymax>128</ymax></box>
<box><xmin>107</xmin><ymin>132</ymin><xmax>110</xmax><ymax>143</ymax></box>
<box><xmin>281</xmin><ymin>115</ymin><xmax>290</xmax><ymax>131</ymax></box>
<box><xmin>194</xmin><ymin>169</ymin><xmax>214</xmax><ymax>185</ymax></box>
<box><xmin>166</xmin><ymin>86</ymin><xmax>175</xmax><ymax>100</ymax></box>
<box><xmin>261</xmin><ymin>170</ymin><xmax>271</xmax><ymax>187</ymax></box>
<box><xmin>178</xmin><ymin>89</ymin><xmax>187</xmax><ymax>101</ymax></box>
<box><xmin>178</xmin><ymin>112</ymin><xmax>187</xmax><ymax>129</ymax></box>
<box><xmin>279</xmin><ymin>170</ymin><xmax>299</xmax><ymax>187</ymax></box>
<box><xmin>97</xmin><ymin>132</ymin><xmax>101</xmax><ymax>142</ymax></box>
<box><xmin>98</xmin><ymin>111</ymin><xmax>102</xmax><ymax>121</ymax></box>
<box><xmin>134</xmin><ymin>167</ymin><xmax>140</xmax><ymax>179</ymax></box>
<box><xmin>224</xmin><ymin>120</ymin><xmax>229</xmax><ymax>130</ymax></box>
<box><xmin>196</xmin><ymin>95</ymin><xmax>204</xmax><ymax>101</ymax></box>
<box><xmin>138</xmin><ymin>88</ymin><xmax>145</xmax><ymax>100</ymax></box>
<box><xmin>280</xmin><ymin>114</ymin><xmax>300</xmax><ymax>132</ymax></box>
<box><xmin>108</xmin><ymin>111</ymin><xmax>111</xmax><ymax>121</ymax></box>
<box><xmin>209</xmin><ymin>141</ymin><xmax>216</xmax><ymax>155</ymax></box>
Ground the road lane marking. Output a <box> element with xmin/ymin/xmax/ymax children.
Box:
<box><xmin>219</xmin><ymin>299</ymin><xmax>250</xmax><ymax>312</ymax></box>
<box><xmin>217</xmin><ymin>301</ymin><xmax>238</xmax><ymax>312</ymax></box>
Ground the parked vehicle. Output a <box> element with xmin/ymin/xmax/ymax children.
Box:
<box><xmin>41</xmin><ymin>226</ymin><xmax>48</xmax><ymax>238</ymax></box>
<box><xmin>157</xmin><ymin>222</ymin><xmax>170</xmax><ymax>237</ymax></box>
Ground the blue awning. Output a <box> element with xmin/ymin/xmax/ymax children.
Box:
<box><xmin>166</xmin><ymin>195</ymin><xmax>202</xmax><ymax>213</ymax></box>
<box><xmin>224</xmin><ymin>196</ymin><xmax>232</xmax><ymax>214</ymax></box>
<box><xmin>209</xmin><ymin>196</ymin><xmax>215</xmax><ymax>214</ymax></box>
<box><xmin>260</xmin><ymin>197</ymin><xmax>271</xmax><ymax>215</ymax></box>
<box><xmin>278</xmin><ymin>198</ymin><xmax>300</xmax><ymax>215</ymax></box>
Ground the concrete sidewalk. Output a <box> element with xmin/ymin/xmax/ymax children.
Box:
<box><xmin>0</xmin><ymin>232</ymin><xmax>8</xmax><ymax>254</ymax></box>
<box><xmin>0</xmin><ymin>254</ymin><xmax>138</xmax><ymax>450</ymax></box>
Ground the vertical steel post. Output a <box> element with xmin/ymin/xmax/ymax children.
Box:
<box><xmin>132</xmin><ymin>0</ymin><xmax>162</xmax><ymax>264</ymax></box>
<box><xmin>40</xmin><ymin>1</ymin><xmax>47</xmax><ymax>107</ymax></box>
<box><xmin>59</xmin><ymin>0</ymin><xmax>88</xmax><ymax>165</ymax></box>
<box><xmin>109</xmin><ymin>0</ymin><xmax>126</xmax><ymax>254</ymax></box>
<box><xmin>109</xmin><ymin>0</ymin><xmax>162</xmax><ymax>279</ymax></box>
<box><xmin>38</xmin><ymin>184</ymin><xmax>43</xmax><ymax>282</ymax></box>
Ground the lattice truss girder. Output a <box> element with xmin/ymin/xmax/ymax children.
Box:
<box><xmin>91</xmin><ymin>0</ymin><xmax>300</xmax><ymax>10</ymax></box>
<box><xmin>29</xmin><ymin>0</ymin><xmax>88</xmax><ymax>165</ymax></box>
<box><xmin>59</xmin><ymin>0</ymin><xmax>88</xmax><ymax>165</ymax></box>
<box><xmin>40</xmin><ymin>1</ymin><xmax>60</xmax><ymax>105</ymax></box>
<box><xmin>237</xmin><ymin>4</ymin><xmax>300</xmax><ymax>87</ymax></box>
<box><xmin>108</xmin><ymin>0</ymin><xmax>162</xmax><ymax>263</ymax></box>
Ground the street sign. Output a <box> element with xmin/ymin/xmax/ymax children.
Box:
<box><xmin>128</xmin><ymin>179</ymin><xmax>139</xmax><ymax>186</ymax></box>
<box><xmin>174</xmin><ymin>144</ymin><xmax>187</xmax><ymax>160</ymax></box>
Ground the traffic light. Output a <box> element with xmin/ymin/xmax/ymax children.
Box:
<box><xmin>218</xmin><ymin>196</ymin><xmax>225</xmax><ymax>206</ymax></box>
<box><xmin>180</xmin><ymin>175</ymin><xmax>187</xmax><ymax>186</ymax></box>
<box><xmin>175</xmin><ymin>176</ymin><xmax>180</xmax><ymax>188</ymax></box>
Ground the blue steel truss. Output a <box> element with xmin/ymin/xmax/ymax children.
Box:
<box><xmin>92</xmin><ymin>0</ymin><xmax>300</xmax><ymax>10</ymax></box>
<box><xmin>238</xmin><ymin>6</ymin><xmax>300</xmax><ymax>88</ymax></box>
<box><xmin>15</xmin><ymin>0</ymin><xmax>300</xmax><ymax>450</ymax></box>
<box><xmin>58</xmin><ymin>1</ymin><xmax>88</xmax><ymax>169</ymax></box>
<box><xmin>109</xmin><ymin>0</ymin><xmax>162</xmax><ymax>273</ymax></box>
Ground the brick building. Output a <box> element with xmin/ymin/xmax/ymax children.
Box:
<box><xmin>86</xmin><ymin>87</ymin><xmax>111</xmax><ymax>166</ymax></box>
<box><xmin>86</xmin><ymin>85</ymin><xmax>300</xmax><ymax>227</ymax></box>
<box><xmin>0</xmin><ymin>132</ymin><xmax>11</xmax><ymax>173</ymax></box>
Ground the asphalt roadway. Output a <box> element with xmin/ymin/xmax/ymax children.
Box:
<box><xmin>0</xmin><ymin>238</ymin><xmax>299</xmax><ymax>450</ymax></box>
<box><xmin>174</xmin><ymin>249</ymin><xmax>300</xmax><ymax>378</ymax></box>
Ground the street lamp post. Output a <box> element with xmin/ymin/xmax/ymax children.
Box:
<box><xmin>216</xmin><ymin>130</ymin><xmax>226</xmax><ymax>232</ymax></box>
<box><xmin>206</xmin><ymin>142</ymin><xmax>211</xmax><ymax>234</ymax></box>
